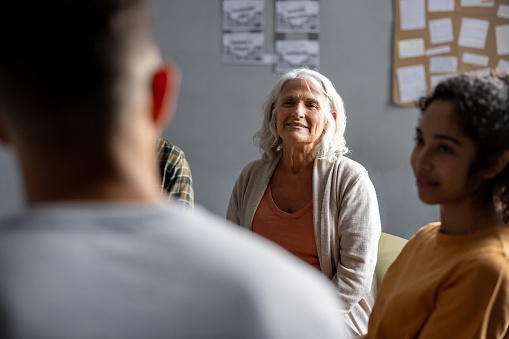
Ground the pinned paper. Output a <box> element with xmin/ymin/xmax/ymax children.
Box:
<box><xmin>430</xmin><ymin>56</ymin><xmax>458</xmax><ymax>73</ymax></box>
<box><xmin>397</xmin><ymin>65</ymin><xmax>427</xmax><ymax>103</ymax></box>
<box><xmin>400</xmin><ymin>0</ymin><xmax>425</xmax><ymax>31</ymax></box>
<box><xmin>222</xmin><ymin>33</ymin><xmax>265</xmax><ymax>64</ymax></box>
<box><xmin>428</xmin><ymin>0</ymin><xmax>455</xmax><ymax>11</ymax></box>
<box><xmin>223</xmin><ymin>1</ymin><xmax>264</xmax><ymax>31</ymax></box>
<box><xmin>425</xmin><ymin>45</ymin><xmax>451</xmax><ymax>56</ymax></box>
<box><xmin>462</xmin><ymin>52</ymin><xmax>489</xmax><ymax>66</ymax></box>
<box><xmin>429</xmin><ymin>18</ymin><xmax>454</xmax><ymax>45</ymax></box>
<box><xmin>275</xmin><ymin>40</ymin><xmax>319</xmax><ymax>73</ymax></box>
<box><xmin>465</xmin><ymin>68</ymin><xmax>491</xmax><ymax>76</ymax></box>
<box><xmin>276</xmin><ymin>1</ymin><xmax>320</xmax><ymax>33</ymax></box>
<box><xmin>498</xmin><ymin>5</ymin><xmax>509</xmax><ymax>19</ymax></box>
<box><xmin>497</xmin><ymin>59</ymin><xmax>509</xmax><ymax>73</ymax></box>
<box><xmin>398</xmin><ymin>38</ymin><xmax>425</xmax><ymax>58</ymax></box>
<box><xmin>458</xmin><ymin>18</ymin><xmax>489</xmax><ymax>49</ymax></box>
<box><xmin>430</xmin><ymin>73</ymin><xmax>456</xmax><ymax>90</ymax></box>
<box><xmin>495</xmin><ymin>25</ymin><xmax>509</xmax><ymax>56</ymax></box>
<box><xmin>461</xmin><ymin>0</ymin><xmax>494</xmax><ymax>7</ymax></box>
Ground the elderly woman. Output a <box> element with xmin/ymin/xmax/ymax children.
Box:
<box><xmin>227</xmin><ymin>68</ymin><xmax>381</xmax><ymax>335</ymax></box>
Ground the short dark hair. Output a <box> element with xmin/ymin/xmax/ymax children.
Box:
<box><xmin>0</xmin><ymin>0</ymin><xmax>155</xmax><ymax>149</ymax></box>
<box><xmin>419</xmin><ymin>74</ymin><xmax>509</xmax><ymax>222</ymax></box>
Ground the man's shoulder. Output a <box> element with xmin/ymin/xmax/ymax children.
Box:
<box><xmin>0</xmin><ymin>204</ymin><xmax>347</xmax><ymax>338</ymax></box>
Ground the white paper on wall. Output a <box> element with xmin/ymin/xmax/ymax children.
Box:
<box><xmin>430</xmin><ymin>56</ymin><xmax>458</xmax><ymax>73</ymax></box>
<box><xmin>465</xmin><ymin>67</ymin><xmax>491</xmax><ymax>76</ymax></box>
<box><xmin>461</xmin><ymin>0</ymin><xmax>494</xmax><ymax>7</ymax></box>
<box><xmin>458</xmin><ymin>18</ymin><xmax>489</xmax><ymax>49</ymax></box>
<box><xmin>428</xmin><ymin>0</ymin><xmax>455</xmax><ymax>12</ymax></box>
<box><xmin>497</xmin><ymin>59</ymin><xmax>509</xmax><ymax>73</ymax></box>
<box><xmin>462</xmin><ymin>52</ymin><xmax>489</xmax><ymax>66</ymax></box>
<box><xmin>425</xmin><ymin>45</ymin><xmax>451</xmax><ymax>56</ymax></box>
<box><xmin>276</xmin><ymin>1</ymin><xmax>320</xmax><ymax>33</ymax></box>
<box><xmin>223</xmin><ymin>0</ymin><xmax>264</xmax><ymax>31</ymax></box>
<box><xmin>275</xmin><ymin>40</ymin><xmax>319</xmax><ymax>73</ymax></box>
<box><xmin>397</xmin><ymin>64</ymin><xmax>427</xmax><ymax>103</ymax></box>
<box><xmin>430</xmin><ymin>73</ymin><xmax>457</xmax><ymax>89</ymax></box>
<box><xmin>400</xmin><ymin>0</ymin><xmax>426</xmax><ymax>31</ymax></box>
<box><xmin>398</xmin><ymin>38</ymin><xmax>425</xmax><ymax>58</ymax></box>
<box><xmin>222</xmin><ymin>33</ymin><xmax>265</xmax><ymax>64</ymax></box>
<box><xmin>429</xmin><ymin>18</ymin><xmax>454</xmax><ymax>44</ymax></box>
<box><xmin>498</xmin><ymin>4</ymin><xmax>509</xmax><ymax>19</ymax></box>
<box><xmin>495</xmin><ymin>25</ymin><xmax>509</xmax><ymax>55</ymax></box>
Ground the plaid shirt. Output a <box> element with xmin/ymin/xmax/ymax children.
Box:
<box><xmin>157</xmin><ymin>139</ymin><xmax>194</xmax><ymax>208</ymax></box>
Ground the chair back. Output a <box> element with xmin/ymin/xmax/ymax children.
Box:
<box><xmin>375</xmin><ymin>232</ymin><xmax>408</xmax><ymax>288</ymax></box>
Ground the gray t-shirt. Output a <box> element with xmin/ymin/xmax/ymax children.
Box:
<box><xmin>0</xmin><ymin>203</ymin><xmax>347</xmax><ymax>339</ymax></box>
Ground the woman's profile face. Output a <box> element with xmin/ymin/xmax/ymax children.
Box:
<box><xmin>275</xmin><ymin>79</ymin><xmax>328</xmax><ymax>151</ymax></box>
<box><xmin>410</xmin><ymin>100</ymin><xmax>481</xmax><ymax>206</ymax></box>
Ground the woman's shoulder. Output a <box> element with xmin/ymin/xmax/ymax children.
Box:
<box><xmin>335</xmin><ymin>156</ymin><xmax>368</xmax><ymax>173</ymax></box>
<box><xmin>238</xmin><ymin>158</ymin><xmax>273</xmax><ymax>176</ymax></box>
<box><xmin>316</xmin><ymin>155</ymin><xmax>366</xmax><ymax>172</ymax></box>
<box><xmin>317</xmin><ymin>155</ymin><xmax>371</xmax><ymax>184</ymax></box>
<box><xmin>233</xmin><ymin>158</ymin><xmax>277</xmax><ymax>188</ymax></box>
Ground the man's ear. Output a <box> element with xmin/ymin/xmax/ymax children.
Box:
<box><xmin>151</xmin><ymin>61</ymin><xmax>181</xmax><ymax>129</ymax></box>
<box><xmin>482</xmin><ymin>150</ymin><xmax>509</xmax><ymax>179</ymax></box>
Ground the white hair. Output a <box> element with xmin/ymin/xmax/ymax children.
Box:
<box><xmin>254</xmin><ymin>68</ymin><xmax>348</xmax><ymax>162</ymax></box>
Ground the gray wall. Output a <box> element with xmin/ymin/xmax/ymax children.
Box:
<box><xmin>0</xmin><ymin>0</ymin><xmax>439</xmax><ymax>239</ymax></box>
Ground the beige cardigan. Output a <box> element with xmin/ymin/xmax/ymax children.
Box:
<box><xmin>227</xmin><ymin>155</ymin><xmax>381</xmax><ymax>335</ymax></box>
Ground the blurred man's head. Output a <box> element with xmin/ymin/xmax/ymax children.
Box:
<box><xmin>0</xmin><ymin>0</ymin><xmax>179</xmax><ymax>202</ymax></box>
<box><xmin>0</xmin><ymin>0</ymin><xmax>175</xmax><ymax>151</ymax></box>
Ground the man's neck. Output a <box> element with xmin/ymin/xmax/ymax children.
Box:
<box><xmin>19</xmin><ymin>145</ymin><xmax>162</xmax><ymax>205</ymax></box>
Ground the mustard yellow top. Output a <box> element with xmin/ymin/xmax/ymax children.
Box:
<box><xmin>367</xmin><ymin>222</ymin><xmax>509</xmax><ymax>339</ymax></box>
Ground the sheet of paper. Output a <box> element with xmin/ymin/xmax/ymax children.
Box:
<box><xmin>398</xmin><ymin>38</ymin><xmax>425</xmax><ymax>58</ymax></box>
<box><xmin>397</xmin><ymin>65</ymin><xmax>427</xmax><ymax>103</ymax></box>
<box><xmin>498</xmin><ymin>4</ymin><xmax>509</xmax><ymax>19</ymax></box>
<box><xmin>275</xmin><ymin>40</ymin><xmax>319</xmax><ymax>73</ymax></box>
<box><xmin>223</xmin><ymin>1</ymin><xmax>264</xmax><ymax>31</ymax></box>
<box><xmin>496</xmin><ymin>59</ymin><xmax>509</xmax><ymax>74</ymax></box>
<box><xmin>458</xmin><ymin>18</ymin><xmax>489</xmax><ymax>49</ymax></box>
<box><xmin>430</xmin><ymin>73</ymin><xmax>456</xmax><ymax>89</ymax></box>
<box><xmin>276</xmin><ymin>1</ymin><xmax>320</xmax><ymax>33</ymax></box>
<box><xmin>222</xmin><ymin>33</ymin><xmax>265</xmax><ymax>64</ymax></box>
<box><xmin>496</xmin><ymin>25</ymin><xmax>509</xmax><ymax>55</ymax></box>
<box><xmin>461</xmin><ymin>0</ymin><xmax>494</xmax><ymax>7</ymax></box>
<box><xmin>425</xmin><ymin>45</ymin><xmax>451</xmax><ymax>56</ymax></box>
<box><xmin>465</xmin><ymin>67</ymin><xmax>491</xmax><ymax>76</ymax></box>
<box><xmin>497</xmin><ymin>59</ymin><xmax>509</xmax><ymax>73</ymax></box>
<box><xmin>400</xmin><ymin>0</ymin><xmax>426</xmax><ymax>31</ymax></box>
<box><xmin>429</xmin><ymin>18</ymin><xmax>454</xmax><ymax>44</ymax></box>
<box><xmin>496</xmin><ymin>59</ymin><xmax>509</xmax><ymax>73</ymax></box>
<box><xmin>428</xmin><ymin>0</ymin><xmax>455</xmax><ymax>12</ymax></box>
<box><xmin>430</xmin><ymin>56</ymin><xmax>458</xmax><ymax>73</ymax></box>
<box><xmin>462</xmin><ymin>52</ymin><xmax>489</xmax><ymax>66</ymax></box>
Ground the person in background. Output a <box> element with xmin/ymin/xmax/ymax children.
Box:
<box><xmin>365</xmin><ymin>74</ymin><xmax>509</xmax><ymax>338</ymax></box>
<box><xmin>227</xmin><ymin>68</ymin><xmax>381</xmax><ymax>336</ymax></box>
<box><xmin>0</xmin><ymin>1</ymin><xmax>349</xmax><ymax>338</ymax></box>
<box><xmin>157</xmin><ymin>138</ymin><xmax>194</xmax><ymax>208</ymax></box>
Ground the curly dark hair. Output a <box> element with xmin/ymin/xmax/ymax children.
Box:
<box><xmin>419</xmin><ymin>74</ymin><xmax>509</xmax><ymax>223</ymax></box>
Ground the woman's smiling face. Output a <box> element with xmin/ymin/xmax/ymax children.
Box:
<box><xmin>275</xmin><ymin>79</ymin><xmax>328</xmax><ymax>151</ymax></box>
<box><xmin>410</xmin><ymin>99</ymin><xmax>481</xmax><ymax>206</ymax></box>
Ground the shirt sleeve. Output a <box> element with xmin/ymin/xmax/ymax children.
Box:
<box><xmin>331</xmin><ymin>170</ymin><xmax>381</xmax><ymax>313</ymax></box>
<box><xmin>158</xmin><ymin>140</ymin><xmax>194</xmax><ymax>208</ymax></box>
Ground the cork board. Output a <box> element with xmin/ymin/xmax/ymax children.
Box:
<box><xmin>393</xmin><ymin>0</ymin><xmax>509</xmax><ymax>106</ymax></box>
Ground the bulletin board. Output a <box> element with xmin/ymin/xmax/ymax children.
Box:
<box><xmin>393</xmin><ymin>0</ymin><xmax>509</xmax><ymax>106</ymax></box>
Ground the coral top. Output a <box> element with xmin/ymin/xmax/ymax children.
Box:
<box><xmin>252</xmin><ymin>184</ymin><xmax>320</xmax><ymax>271</ymax></box>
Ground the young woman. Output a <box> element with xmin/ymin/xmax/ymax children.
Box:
<box><xmin>365</xmin><ymin>74</ymin><xmax>509</xmax><ymax>338</ymax></box>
